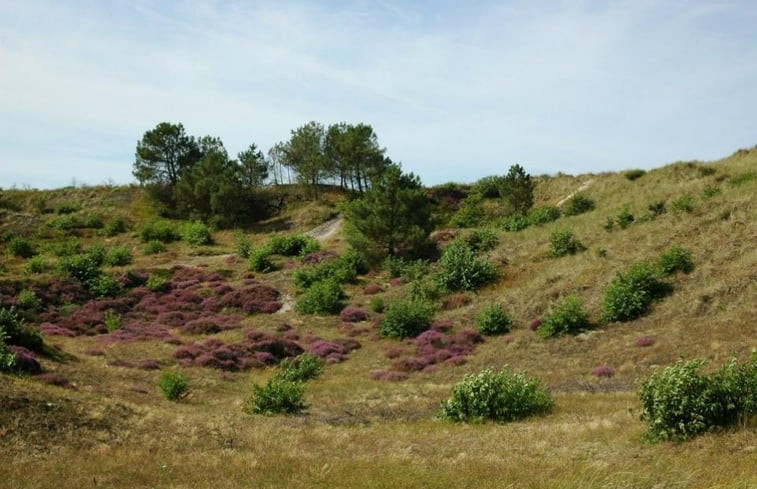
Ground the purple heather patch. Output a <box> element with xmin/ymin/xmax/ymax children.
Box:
<box><xmin>302</xmin><ymin>250</ymin><xmax>339</xmax><ymax>265</ymax></box>
<box><xmin>35</xmin><ymin>373</ymin><xmax>70</xmax><ymax>387</ymax></box>
<box><xmin>635</xmin><ymin>336</ymin><xmax>655</xmax><ymax>347</ymax></box>
<box><xmin>339</xmin><ymin>306</ymin><xmax>369</xmax><ymax>323</ymax></box>
<box><xmin>83</xmin><ymin>348</ymin><xmax>106</xmax><ymax>356</ymax></box>
<box><xmin>362</xmin><ymin>283</ymin><xmax>384</xmax><ymax>295</ymax></box>
<box><xmin>369</xmin><ymin>370</ymin><xmax>409</xmax><ymax>382</ymax></box>
<box><xmin>529</xmin><ymin>319</ymin><xmax>542</xmax><ymax>331</ymax></box>
<box><xmin>591</xmin><ymin>366</ymin><xmax>616</xmax><ymax>377</ymax></box>
<box><xmin>8</xmin><ymin>346</ymin><xmax>42</xmax><ymax>374</ymax></box>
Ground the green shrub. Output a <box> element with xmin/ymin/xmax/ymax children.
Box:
<box><xmin>0</xmin><ymin>330</ymin><xmax>15</xmax><ymax>372</ymax></box>
<box><xmin>181</xmin><ymin>220</ymin><xmax>213</xmax><ymax>246</ymax></box>
<box><xmin>248</xmin><ymin>246</ymin><xmax>275</xmax><ymax>273</ymax></box>
<box><xmin>17</xmin><ymin>289</ymin><xmax>40</xmax><ymax>311</ymax></box>
<box><xmin>384</xmin><ymin>255</ymin><xmax>406</xmax><ymax>278</ymax></box>
<box><xmin>450</xmin><ymin>197</ymin><xmax>486</xmax><ymax>228</ymax></box>
<box><xmin>497</xmin><ymin>212</ymin><xmax>529</xmax><ymax>232</ymax></box>
<box><xmin>728</xmin><ymin>171</ymin><xmax>756</xmax><ymax>186</ymax></box>
<box><xmin>502</xmin><ymin>164</ymin><xmax>534</xmax><ymax>214</ymax></box>
<box><xmin>378</xmin><ymin>298</ymin><xmax>434</xmax><ymax>339</ymax></box>
<box><xmin>82</xmin><ymin>213</ymin><xmax>104</xmax><ymax>229</ymax></box>
<box><xmin>537</xmin><ymin>295</ymin><xmax>591</xmax><ymax>338</ymax></box>
<box><xmin>476</xmin><ymin>303</ymin><xmax>513</xmax><ymax>336</ymax></box>
<box><xmin>293</xmin><ymin>252</ymin><xmax>363</xmax><ymax>290</ymax></box>
<box><xmin>103</xmin><ymin>216</ymin><xmax>129</xmax><ymax>236</ymax></box>
<box><xmin>639</xmin><ymin>355</ymin><xmax>757</xmax><ymax>441</ymax></box>
<box><xmin>145</xmin><ymin>274</ymin><xmax>169</xmax><ymax>293</ymax></box>
<box><xmin>671</xmin><ymin>195</ymin><xmax>696</xmax><ymax>213</ymax></box>
<box><xmin>58</xmin><ymin>253</ymin><xmax>102</xmax><ymax>284</ymax></box>
<box><xmin>370</xmin><ymin>296</ymin><xmax>385</xmax><ymax>313</ymax></box>
<box><xmin>563</xmin><ymin>194</ymin><xmax>595</xmax><ymax>216</ymax></box>
<box><xmin>435</xmin><ymin>241</ymin><xmax>498</xmax><ymax>292</ymax></box>
<box><xmin>473</xmin><ymin>175</ymin><xmax>504</xmax><ymax>198</ymax></box>
<box><xmin>143</xmin><ymin>240</ymin><xmax>167</xmax><ymax>255</ymax></box>
<box><xmin>615</xmin><ymin>207</ymin><xmax>635</xmax><ymax>229</ymax></box>
<box><xmin>235</xmin><ymin>231</ymin><xmax>252</xmax><ymax>259</ymax></box>
<box><xmin>440</xmin><ymin>367</ymin><xmax>553</xmax><ymax>423</ymax></box>
<box><xmin>50</xmin><ymin>238</ymin><xmax>81</xmax><ymax>257</ymax></box>
<box><xmin>23</xmin><ymin>256</ymin><xmax>49</xmax><ymax>275</ymax></box>
<box><xmin>55</xmin><ymin>203</ymin><xmax>79</xmax><ymax>214</ymax></box>
<box><xmin>648</xmin><ymin>201</ymin><xmax>666</xmax><ymax>217</ymax></box>
<box><xmin>702</xmin><ymin>185</ymin><xmax>721</xmax><ymax>199</ymax></box>
<box><xmin>85</xmin><ymin>244</ymin><xmax>107</xmax><ymax>266</ymax></box>
<box><xmin>268</xmin><ymin>234</ymin><xmax>319</xmax><ymax>257</ymax></box>
<box><xmin>0</xmin><ymin>306</ymin><xmax>42</xmax><ymax>351</ymax></box>
<box><xmin>657</xmin><ymin>245</ymin><xmax>694</xmax><ymax>276</ymax></box>
<box><xmin>601</xmin><ymin>263</ymin><xmax>671</xmax><ymax>323</ymax></box>
<box><xmin>548</xmin><ymin>229</ymin><xmax>585</xmax><ymax>258</ymax></box>
<box><xmin>104</xmin><ymin>246</ymin><xmax>133</xmax><ymax>267</ymax></box>
<box><xmin>275</xmin><ymin>354</ymin><xmax>325</xmax><ymax>382</ymax></box>
<box><xmin>90</xmin><ymin>274</ymin><xmax>122</xmax><ymax>298</ymax></box>
<box><xmin>8</xmin><ymin>236</ymin><xmax>36</xmax><ymax>258</ymax></box>
<box><xmin>158</xmin><ymin>370</ymin><xmax>188</xmax><ymax>401</ymax></box>
<box><xmin>245</xmin><ymin>377</ymin><xmax>307</xmax><ymax>415</ymax></box>
<box><xmin>140</xmin><ymin>220</ymin><xmax>181</xmax><ymax>243</ymax></box>
<box><xmin>104</xmin><ymin>309</ymin><xmax>122</xmax><ymax>332</ymax></box>
<box><xmin>465</xmin><ymin>228</ymin><xmax>499</xmax><ymax>252</ymax></box>
<box><xmin>527</xmin><ymin>206</ymin><xmax>561</xmax><ymax>225</ymax></box>
<box><xmin>295</xmin><ymin>279</ymin><xmax>345</xmax><ymax>315</ymax></box>
<box><xmin>49</xmin><ymin>214</ymin><xmax>80</xmax><ymax>230</ymax></box>
<box><xmin>624</xmin><ymin>169</ymin><xmax>646</xmax><ymax>181</ymax></box>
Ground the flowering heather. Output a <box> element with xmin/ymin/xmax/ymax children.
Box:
<box><xmin>283</xmin><ymin>330</ymin><xmax>301</xmax><ymax>341</ymax></box>
<box><xmin>529</xmin><ymin>319</ymin><xmax>542</xmax><ymax>331</ymax></box>
<box><xmin>445</xmin><ymin>355</ymin><xmax>468</xmax><ymax>366</ymax></box>
<box><xmin>340</xmin><ymin>306</ymin><xmax>369</xmax><ymax>323</ymax></box>
<box><xmin>35</xmin><ymin>373</ymin><xmax>70</xmax><ymax>387</ymax></box>
<box><xmin>118</xmin><ymin>271</ymin><xmax>148</xmax><ymax>288</ymax></box>
<box><xmin>369</xmin><ymin>370</ymin><xmax>408</xmax><ymax>382</ymax></box>
<box><xmin>308</xmin><ymin>340</ymin><xmax>349</xmax><ymax>362</ymax></box>
<box><xmin>384</xmin><ymin>347</ymin><xmax>405</xmax><ymax>359</ymax></box>
<box><xmin>591</xmin><ymin>366</ymin><xmax>616</xmax><ymax>378</ymax></box>
<box><xmin>391</xmin><ymin>356</ymin><xmax>431</xmax><ymax>372</ymax></box>
<box><xmin>430</xmin><ymin>320</ymin><xmax>454</xmax><ymax>332</ymax></box>
<box><xmin>219</xmin><ymin>284</ymin><xmax>281</xmax><ymax>313</ymax></box>
<box><xmin>172</xmin><ymin>335</ymin><xmax>303</xmax><ymax>371</ymax></box>
<box><xmin>389</xmin><ymin>277</ymin><xmax>403</xmax><ymax>287</ymax></box>
<box><xmin>442</xmin><ymin>293</ymin><xmax>472</xmax><ymax>310</ymax></box>
<box><xmin>39</xmin><ymin>323</ymin><xmax>76</xmax><ymax>337</ymax></box>
<box><xmin>128</xmin><ymin>386</ymin><xmax>149</xmax><ymax>394</ymax></box>
<box><xmin>97</xmin><ymin>321</ymin><xmax>178</xmax><ymax>344</ymax></box>
<box><xmin>8</xmin><ymin>346</ymin><xmax>42</xmax><ymax>374</ymax></box>
<box><xmin>156</xmin><ymin>311</ymin><xmax>190</xmax><ymax>327</ymax></box>
<box><xmin>363</xmin><ymin>283</ymin><xmax>384</xmax><ymax>295</ymax></box>
<box><xmin>108</xmin><ymin>359</ymin><xmax>135</xmax><ymax>368</ymax></box>
<box><xmin>302</xmin><ymin>250</ymin><xmax>339</xmax><ymax>265</ymax></box>
<box><xmin>635</xmin><ymin>336</ymin><xmax>655</xmax><ymax>347</ymax></box>
<box><xmin>83</xmin><ymin>348</ymin><xmax>106</xmax><ymax>356</ymax></box>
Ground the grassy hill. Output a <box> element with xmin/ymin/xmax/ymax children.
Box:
<box><xmin>0</xmin><ymin>148</ymin><xmax>755</xmax><ymax>488</ymax></box>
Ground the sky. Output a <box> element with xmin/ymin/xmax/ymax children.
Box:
<box><xmin>1</xmin><ymin>0</ymin><xmax>756</xmax><ymax>189</ymax></box>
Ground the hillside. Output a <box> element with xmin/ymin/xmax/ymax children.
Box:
<box><xmin>0</xmin><ymin>148</ymin><xmax>755</xmax><ymax>489</ymax></box>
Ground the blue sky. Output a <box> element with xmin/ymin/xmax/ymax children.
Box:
<box><xmin>1</xmin><ymin>0</ymin><xmax>756</xmax><ymax>188</ymax></box>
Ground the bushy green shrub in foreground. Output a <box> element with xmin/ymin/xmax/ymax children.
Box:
<box><xmin>441</xmin><ymin>367</ymin><xmax>553</xmax><ymax>423</ymax></box>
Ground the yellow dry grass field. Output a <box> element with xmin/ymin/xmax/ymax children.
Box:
<box><xmin>0</xmin><ymin>149</ymin><xmax>755</xmax><ymax>488</ymax></box>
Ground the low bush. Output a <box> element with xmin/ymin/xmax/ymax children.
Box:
<box><xmin>181</xmin><ymin>221</ymin><xmax>213</xmax><ymax>246</ymax></box>
<box><xmin>103</xmin><ymin>216</ymin><xmax>129</xmax><ymax>236</ymax></box>
<box><xmin>158</xmin><ymin>370</ymin><xmax>188</xmax><ymax>401</ymax></box>
<box><xmin>0</xmin><ymin>306</ymin><xmax>42</xmax><ymax>351</ymax></box>
<box><xmin>293</xmin><ymin>252</ymin><xmax>363</xmax><ymax>289</ymax></box>
<box><xmin>140</xmin><ymin>220</ymin><xmax>181</xmax><ymax>243</ymax></box>
<box><xmin>476</xmin><ymin>303</ymin><xmax>513</xmax><ymax>336</ymax></box>
<box><xmin>104</xmin><ymin>246</ymin><xmax>133</xmax><ymax>267</ymax></box>
<box><xmin>563</xmin><ymin>194</ymin><xmax>595</xmax><ymax>216</ymax></box>
<box><xmin>473</xmin><ymin>175</ymin><xmax>504</xmax><ymax>198</ymax></box>
<box><xmin>548</xmin><ymin>229</ymin><xmax>585</xmax><ymax>258</ymax></box>
<box><xmin>601</xmin><ymin>263</ymin><xmax>671</xmax><ymax>323</ymax></box>
<box><xmin>671</xmin><ymin>195</ymin><xmax>696</xmax><ymax>213</ymax></box>
<box><xmin>450</xmin><ymin>197</ymin><xmax>485</xmax><ymax>228</ymax></box>
<box><xmin>702</xmin><ymin>185</ymin><xmax>721</xmax><ymax>199</ymax></box>
<box><xmin>495</xmin><ymin>212</ymin><xmax>528</xmax><ymax>232</ymax></box>
<box><xmin>435</xmin><ymin>241</ymin><xmax>498</xmax><ymax>292</ymax></box>
<box><xmin>295</xmin><ymin>279</ymin><xmax>345</xmax><ymax>315</ymax></box>
<box><xmin>624</xmin><ymin>169</ymin><xmax>646</xmax><ymax>181</ymax></box>
<box><xmin>103</xmin><ymin>309</ymin><xmax>122</xmax><ymax>332</ymax></box>
<box><xmin>143</xmin><ymin>240</ymin><xmax>167</xmax><ymax>255</ymax></box>
<box><xmin>648</xmin><ymin>201</ymin><xmax>667</xmax><ymax>217</ymax></box>
<box><xmin>615</xmin><ymin>207</ymin><xmax>635</xmax><ymax>229</ymax></box>
<box><xmin>8</xmin><ymin>236</ymin><xmax>36</xmax><ymax>258</ymax></box>
<box><xmin>235</xmin><ymin>232</ymin><xmax>253</xmax><ymax>259</ymax></box>
<box><xmin>657</xmin><ymin>244</ymin><xmax>694</xmax><ymax>275</ymax></box>
<box><xmin>378</xmin><ymin>298</ymin><xmax>434</xmax><ymax>339</ymax></box>
<box><xmin>370</xmin><ymin>296</ymin><xmax>384</xmax><ymax>313</ymax></box>
<box><xmin>82</xmin><ymin>213</ymin><xmax>104</xmax><ymax>229</ymax></box>
<box><xmin>527</xmin><ymin>206</ymin><xmax>561</xmax><ymax>225</ymax></box>
<box><xmin>465</xmin><ymin>228</ymin><xmax>499</xmax><ymax>252</ymax></box>
<box><xmin>275</xmin><ymin>354</ymin><xmax>325</xmax><ymax>382</ymax></box>
<box><xmin>248</xmin><ymin>246</ymin><xmax>276</xmax><ymax>273</ymax></box>
<box><xmin>245</xmin><ymin>377</ymin><xmax>307</xmax><ymax>415</ymax></box>
<box><xmin>17</xmin><ymin>289</ymin><xmax>40</xmax><ymax>311</ymax></box>
<box><xmin>90</xmin><ymin>273</ymin><xmax>123</xmax><ymax>298</ymax></box>
<box><xmin>268</xmin><ymin>234</ymin><xmax>319</xmax><ymax>257</ymax></box>
<box><xmin>440</xmin><ymin>367</ymin><xmax>553</xmax><ymax>423</ymax></box>
<box><xmin>55</xmin><ymin>202</ymin><xmax>79</xmax><ymax>214</ymax></box>
<box><xmin>0</xmin><ymin>331</ymin><xmax>15</xmax><ymax>372</ymax></box>
<box><xmin>639</xmin><ymin>355</ymin><xmax>757</xmax><ymax>441</ymax></box>
<box><xmin>537</xmin><ymin>295</ymin><xmax>591</xmax><ymax>338</ymax></box>
<box><xmin>23</xmin><ymin>256</ymin><xmax>49</xmax><ymax>275</ymax></box>
<box><xmin>58</xmin><ymin>253</ymin><xmax>102</xmax><ymax>284</ymax></box>
<box><xmin>146</xmin><ymin>274</ymin><xmax>170</xmax><ymax>293</ymax></box>
<box><xmin>728</xmin><ymin>171</ymin><xmax>756</xmax><ymax>186</ymax></box>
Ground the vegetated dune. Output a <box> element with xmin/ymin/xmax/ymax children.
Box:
<box><xmin>0</xmin><ymin>148</ymin><xmax>755</xmax><ymax>489</ymax></box>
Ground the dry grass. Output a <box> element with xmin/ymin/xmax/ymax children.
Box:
<box><xmin>1</xmin><ymin>149</ymin><xmax>756</xmax><ymax>488</ymax></box>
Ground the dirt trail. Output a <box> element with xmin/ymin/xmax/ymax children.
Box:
<box><xmin>557</xmin><ymin>178</ymin><xmax>595</xmax><ymax>207</ymax></box>
<box><xmin>307</xmin><ymin>216</ymin><xmax>342</xmax><ymax>242</ymax></box>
